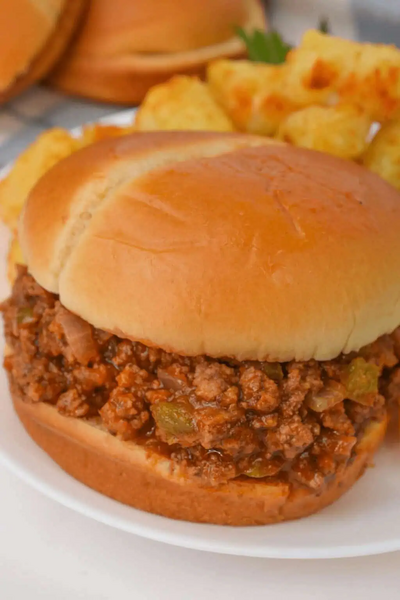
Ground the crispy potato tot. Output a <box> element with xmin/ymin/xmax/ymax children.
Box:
<box><xmin>285</xmin><ymin>30</ymin><xmax>357</xmax><ymax>95</ymax></box>
<box><xmin>0</xmin><ymin>128</ymin><xmax>78</xmax><ymax>230</ymax></box>
<box><xmin>276</xmin><ymin>104</ymin><xmax>371</xmax><ymax>160</ymax></box>
<box><xmin>207</xmin><ymin>59</ymin><xmax>329</xmax><ymax>136</ymax></box>
<box><xmin>77</xmin><ymin>122</ymin><xmax>136</xmax><ymax>147</ymax></box>
<box><xmin>0</xmin><ymin>122</ymin><xmax>137</xmax><ymax>233</ymax></box>
<box><xmin>333</xmin><ymin>39</ymin><xmax>400</xmax><ymax>122</ymax></box>
<box><xmin>363</xmin><ymin>120</ymin><xmax>400</xmax><ymax>190</ymax></box>
<box><xmin>136</xmin><ymin>76</ymin><xmax>234</xmax><ymax>132</ymax></box>
<box><xmin>7</xmin><ymin>234</ymin><xmax>25</xmax><ymax>285</ymax></box>
<box><xmin>251</xmin><ymin>84</ymin><xmax>317</xmax><ymax>137</ymax></box>
<box><xmin>287</xmin><ymin>30</ymin><xmax>400</xmax><ymax>122</ymax></box>
<box><xmin>207</xmin><ymin>59</ymin><xmax>287</xmax><ymax>134</ymax></box>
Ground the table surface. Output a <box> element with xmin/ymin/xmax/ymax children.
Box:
<box><xmin>1</xmin><ymin>1</ymin><xmax>400</xmax><ymax>596</ymax></box>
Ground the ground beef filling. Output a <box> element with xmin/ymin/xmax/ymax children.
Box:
<box><xmin>3</xmin><ymin>267</ymin><xmax>399</xmax><ymax>489</ymax></box>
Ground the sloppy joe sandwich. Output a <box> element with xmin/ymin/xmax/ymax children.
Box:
<box><xmin>3</xmin><ymin>131</ymin><xmax>400</xmax><ymax>525</ymax></box>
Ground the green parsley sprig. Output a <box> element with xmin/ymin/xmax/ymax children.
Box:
<box><xmin>236</xmin><ymin>17</ymin><xmax>331</xmax><ymax>64</ymax></box>
<box><xmin>235</xmin><ymin>27</ymin><xmax>292</xmax><ymax>64</ymax></box>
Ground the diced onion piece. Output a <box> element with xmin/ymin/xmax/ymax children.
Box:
<box><xmin>57</xmin><ymin>309</ymin><xmax>98</xmax><ymax>365</ymax></box>
<box><xmin>306</xmin><ymin>380</ymin><xmax>346</xmax><ymax>412</ymax></box>
<box><xmin>158</xmin><ymin>369</ymin><xmax>185</xmax><ymax>391</ymax></box>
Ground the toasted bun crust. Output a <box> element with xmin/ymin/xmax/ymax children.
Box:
<box><xmin>12</xmin><ymin>385</ymin><xmax>387</xmax><ymax>525</ymax></box>
<box><xmin>0</xmin><ymin>0</ymin><xmax>87</xmax><ymax>104</ymax></box>
<box><xmin>20</xmin><ymin>131</ymin><xmax>400</xmax><ymax>362</ymax></box>
<box><xmin>60</xmin><ymin>0</ymin><xmax>252</xmax><ymax>55</ymax></box>
<box><xmin>47</xmin><ymin>0</ymin><xmax>266</xmax><ymax>104</ymax></box>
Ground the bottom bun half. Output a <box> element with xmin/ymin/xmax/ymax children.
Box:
<box><xmin>12</xmin><ymin>387</ymin><xmax>387</xmax><ymax>526</ymax></box>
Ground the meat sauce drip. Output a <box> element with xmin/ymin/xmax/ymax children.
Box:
<box><xmin>3</xmin><ymin>267</ymin><xmax>399</xmax><ymax>489</ymax></box>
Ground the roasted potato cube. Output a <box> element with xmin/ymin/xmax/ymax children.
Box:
<box><xmin>276</xmin><ymin>104</ymin><xmax>371</xmax><ymax>160</ymax></box>
<box><xmin>363</xmin><ymin>120</ymin><xmax>400</xmax><ymax>189</ymax></box>
<box><xmin>286</xmin><ymin>29</ymin><xmax>357</xmax><ymax>91</ymax></box>
<box><xmin>287</xmin><ymin>30</ymin><xmax>400</xmax><ymax>122</ymax></box>
<box><xmin>340</xmin><ymin>42</ymin><xmax>400</xmax><ymax>121</ymax></box>
<box><xmin>0</xmin><ymin>128</ymin><xmax>78</xmax><ymax>230</ymax></box>
<box><xmin>207</xmin><ymin>59</ymin><xmax>286</xmax><ymax>134</ymax></box>
<box><xmin>0</xmin><ymin>121</ymin><xmax>137</xmax><ymax>232</ymax></box>
<box><xmin>208</xmin><ymin>58</ymin><xmax>329</xmax><ymax>136</ymax></box>
<box><xmin>136</xmin><ymin>76</ymin><xmax>235</xmax><ymax>132</ymax></box>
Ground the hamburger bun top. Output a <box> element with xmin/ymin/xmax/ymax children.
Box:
<box><xmin>0</xmin><ymin>0</ymin><xmax>65</xmax><ymax>92</ymax></box>
<box><xmin>65</xmin><ymin>0</ymin><xmax>251</xmax><ymax>56</ymax></box>
<box><xmin>47</xmin><ymin>0</ymin><xmax>266</xmax><ymax>104</ymax></box>
<box><xmin>0</xmin><ymin>0</ymin><xmax>87</xmax><ymax>103</ymax></box>
<box><xmin>20</xmin><ymin>131</ymin><xmax>400</xmax><ymax>362</ymax></box>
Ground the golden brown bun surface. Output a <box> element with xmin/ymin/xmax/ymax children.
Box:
<box><xmin>0</xmin><ymin>0</ymin><xmax>87</xmax><ymax>103</ymax></box>
<box><xmin>48</xmin><ymin>0</ymin><xmax>266</xmax><ymax>104</ymax></box>
<box><xmin>12</xmin><ymin>386</ymin><xmax>387</xmax><ymax>526</ymax></box>
<box><xmin>0</xmin><ymin>0</ymin><xmax>65</xmax><ymax>92</ymax></box>
<box><xmin>66</xmin><ymin>0</ymin><xmax>250</xmax><ymax>55</ymax></box>
<box><xmin>20</xmin><ymin>131</ymin><xmax>400</xmax><ymax>362</ymax></box>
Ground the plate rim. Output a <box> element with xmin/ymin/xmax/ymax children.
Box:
<box><xmin>1</xmin><ymin>437</ymin><xmax>400</xmax><ymax>560</ymax></box>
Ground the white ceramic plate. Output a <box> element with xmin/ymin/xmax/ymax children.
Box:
<box><xmin>0</xmin><ymin>113</ymin><xmax>399</xmax><ymax>559</ymax></box>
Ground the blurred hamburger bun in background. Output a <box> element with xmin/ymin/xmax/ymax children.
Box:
<box><xmin>0</xmin><ymin>0</ymin><xmax>87</xmax><ymax>104</ymax></box>
<box><xmin>48</xmin><ymin>0</ymin><xmax>267</xmax><ymax>104</ymax></box>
